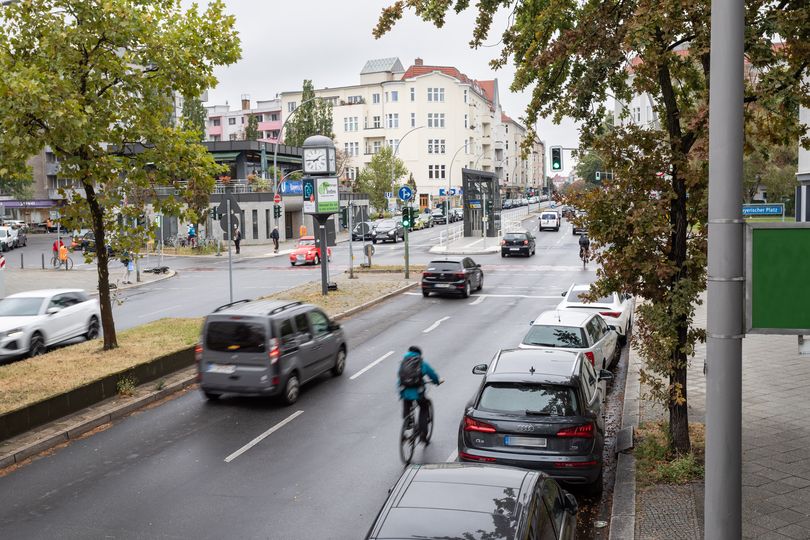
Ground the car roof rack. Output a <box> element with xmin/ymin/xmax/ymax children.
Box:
<box><xmin>213</xmin><ymin>299</ymin><xmax>252</xmax><ymax>313</ymax></box>
<box><xmin>269</xmin><ymin>301</ymin><xmax>302</xmax><ymax>316</ymax></box>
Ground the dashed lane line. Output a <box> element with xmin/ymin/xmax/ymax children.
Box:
<box><xmin>224</xmin><ymin>410</ymin><xmax>304</xmax><ymax>463</ymax></box>
<box><xmin>350</xmin><ymin>350</ymin><xmax>395</xmax><ymax>380</ymax></box>
<box><xmin>447</xmin><ymin>449</ymin><xmax>458</xmax><ymax>462</ymax></box>
<box><xmin>423</xmin><ymin>316</ymin><xmax>451</xmax><ymax>333</ymax></box>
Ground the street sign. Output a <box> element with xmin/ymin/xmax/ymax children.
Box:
<box><xmin>398</xmin><ymin>186</ymin><xmax>413</xmax><ymax>202</ymax></box>
<box><xmin>742</xmin><ymin>203</ymin><xmax>784</xmax><ymax>217</ymax></box>
<box><xmin>469</xmin><ymin>199</ymin><xmax>482</xmax><ymax>209</ymax></box>
<box><xmin>303</xmin><ymin>177</ymin><xmax>316</xmax><ymax>214</ymax></box>
<box><xmin>449</xmin><ymin>188</ymin><xmax>456</xmax><ymax>196</ymax></box>
<box><xmin>439</xmin><ymin>188</ymin><xmax>446</xmax><ymax>196</ymax></box>
<box><xmin>273</xmin><ymin>193</ymin><xmax>282</xmax><ymax>204</ymax></box>
<box><xmin>384</xmin><ymin>192</ymin><xmax>393</xmax><ymax>199</ymax></box>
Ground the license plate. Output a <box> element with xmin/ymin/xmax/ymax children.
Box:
<box><xmin>510</xmin><ymin>247</ymin><xmax>519</xmax><ymax>251</ymax></box>
<box><xmin>296</xmin><ymin>255</ymin><xmax>304</xmax><ymax>261</ymax></box>
<box><xmin>504</xmin><ymin>435</ymin><xmax>547</xmax><ymax>448</ymax></box>
<box><xmin>435</xmin><ymin>283</ymin><xmax>452</xmax><ymax>288</ymax></box>
<box><xmin>208</xmin><ymin>364</ymin><xmax>236</xmax><ymax>374</ymax></box>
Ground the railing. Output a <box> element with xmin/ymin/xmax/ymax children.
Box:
<box><xmin>438</xmin><ymin>222</ymin><xmax>464</xmax><ymax>247</ymax></box>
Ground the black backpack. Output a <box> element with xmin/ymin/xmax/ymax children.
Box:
<box><xmin>399</xmin><ymin>355</ymin><xmax>423</xmax><ymax>388</ymax></box>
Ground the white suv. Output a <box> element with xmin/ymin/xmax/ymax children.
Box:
<box><xmin>557</xmin><ymin>284</ymin><xmax>634</xmax><ymax>346</ymax></box>
<box><xmin>0</xmin><ymin>227</ymin><xmax>14</xmax><ymax>251</ymax></box>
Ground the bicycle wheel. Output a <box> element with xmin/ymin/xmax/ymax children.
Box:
<box><xmin>399</xmin><ymin>418</ymin><xmax>416</xmax><ymax>464</ymax></box>
<box><xmin>424</xmin><ymin>400</ymin><xmax>434</xmax><ymax>444</ymax></box>
<box><xmin>50</xmin><ymin>256</ymin><xmax>60</xmax><ymax>269</ymax></box>
<box><xmin>65</xmin><ymin>257</ymin><xmax>74</xmax><ymax>270</ymax></box>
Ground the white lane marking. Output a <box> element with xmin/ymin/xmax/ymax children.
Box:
<box><xmin>350</xmin><ymin>350</ymin><xmax>395</xmax><ymax>380</ymax></box>
<box><xmin>224</xmin><ymin>410</ymin><xmax>304</xmax><ymax>463</ymax></box>
<box><xmin>447</xmin><ymin>449</ymin><xmax>458</xmax><ymax>462</ymax></box>
<box><xmin>469</xmin><ymin>295</ymin><xmax>486</xmax><ymax>306</ymax></box>
<box><xmin>423</xmin><ymin>316</ymin><xmax>451</xmax><ymax>333</ymax></box>
<box><xmin>136</xmin><ymin>306</ymin><xmax>176</xmax><ymax>318</ymax></box>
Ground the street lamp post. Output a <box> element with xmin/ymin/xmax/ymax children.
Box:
<box><xmin>391</xmin><ymin>125</ymin><xmax>425</xmax><ymax>279</ymax></box>
<box><xmin>446</xmin><ymin>142</ymin><xmax>469</xmax><ymax>228</ymax></box>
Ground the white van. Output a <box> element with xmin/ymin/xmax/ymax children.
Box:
<box><xmin>538</xmin><ymin>211</ymin><xmax>561</xmax><ymax>231</ymax></box>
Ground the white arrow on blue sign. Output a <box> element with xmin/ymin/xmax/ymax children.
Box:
<box><xmin>449</xmin><ymin>188</ymin><xmax>456</xmax><ymax>196</ymax></box>
<box><xmin>439</xmin><ymin>188</ymin><xmax>446</xmax><ymax>196</ymax></box>
<box><xmin>398</xmin><ymin>186</ymin><xmax>413</xmax><ymax>201</ymax></box>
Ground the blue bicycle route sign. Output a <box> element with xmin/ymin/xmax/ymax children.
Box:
<box><xmin>398</xmin><ymin>186</ymin><xmax>413</xmax><ymax>201</ymax></box>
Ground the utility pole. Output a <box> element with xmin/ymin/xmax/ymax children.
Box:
<box><xmin>705</xmin><ymin>0</ymin><xmax>744</xmax><ymax>536</ymax></box>
<box><xmin>226</xmin><ymin>199</ymin><xmax>233</xmax><ymax>303</ymax></box>
<box><xmin>348</xmin><ymin>200</ymin><xmax>355</xmax><ymax>279</ymax></box>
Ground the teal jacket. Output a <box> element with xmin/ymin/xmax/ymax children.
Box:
<box><xmin>398</xmin><ymin>352</ymin><xmax>440</xmax><ymax>400</ymax></box>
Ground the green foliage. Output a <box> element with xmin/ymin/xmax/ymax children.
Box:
<box><xmin>0</xmin><ymin>0</ymin><xmax>241</xmax><ymax>349</ymax></box>
<box><xmin>574</xmin><ymin>150</ymin><xmax>605</xmax><ymax>186</ymax></box>
<box><xmin>284</xmin><ymin>80</ymin><xmax>334</xmax><ymax>147</ymax></box>
<box><xmin>635</xmin><ymin>421</ymin><xmax>705</xmax><ymax>487</ymax></box>
<box><xmin>181</xmin><ymin>96</ymin><xmax>208</xmax><ymax>142</ymax></box>
<box><xmin>116</xmin><ymin>374</ymin><xmax>138</xmax><ymax>397</ymax></box>
<box><xmin>356</xmin><ymin>146</ymin><xmax>408</xmax><ymax>213</ymax></box>
<box><xmin>245</xmin><ymin>114</ymin><xmax>259</xmax><ymax>141</ymax></box>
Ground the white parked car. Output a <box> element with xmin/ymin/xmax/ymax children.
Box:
<box><xmin>0</xmin><ymin>289</ymin><xmax>101</xmax><ymax>360</ymax></box>
<box><xmin>0</xmin><ymin>227</ymin><xmax>14</xmax><ymax>251</ymax></box>
<box><xmin>4</xmin><ymin>220</ymin><xmax>28</xmax><ymax>232</ymax></box>
<box><xmin>519</xmin><ymin>310</ymin><xmax>620</xmax><ymax>371</ymax></box>
<box><xmin>538</xmin><ymin>210</ymin><xmax>561</xmax><ymax>231</ymax></box>
<box><xmin>557</xmin><ymin>284</ymin><xmax>634</xmax><ymax>345</ymax></box>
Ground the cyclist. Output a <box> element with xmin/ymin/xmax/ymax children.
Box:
<box><xmin>578</xmin><ymin>233</ymin><xmax>591</xmax><ymax>261</ymax></box>
<box><xmin>398</xmin><ymin>346</ymin><xmax>441</xmax><ymax>444</ymax></box>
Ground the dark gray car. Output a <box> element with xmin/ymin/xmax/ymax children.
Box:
<box><xmin>197</xmin><ymin>300</ymin><xmax>347</xmax><ymax>404</ymax></box>
<box><xmin>371</xmin><ymin>219</ymin><xmax>404</xmax><ymax>243</ymax></box>
<box><xmin>458</xmin><ymin>348</ymin><xmax>612</xmax><ymax>495</ymax></box>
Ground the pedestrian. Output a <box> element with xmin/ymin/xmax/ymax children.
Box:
<box><xmin>233</xmin><ymin>225</ymin><xmax>241</xmax><ymax>254</ymax></box>
<box><xmin>270</xmin><ymin>226</ymin><xmax>279</xmax><ymax>253</ymax></box>
<box><xmin>52</xmin><ymin>238</ymin><xmax>64</xmax><ymax>259</ymax></box>
<box><xmin>121</xmin><ymin>251</ymin><xmax>133</xmax><ymax>284</ymax></box>
<box><xmin>187</xmin><ymin>223</ymin><xmax>197</xmax><ymax>248</ymax></box>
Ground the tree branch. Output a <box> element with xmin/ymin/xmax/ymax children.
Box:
<box><xmin>744</xmin><ymin>62</ymin><xmax>808</xmax><ymax>104</ymax></box>
<box><xmin>666</xmin><ymin>34</ymin><xmax>695</xmax><ymax>52</ymax></box>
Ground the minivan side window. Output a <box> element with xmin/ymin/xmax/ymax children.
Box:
<box><xmin>309</xmin><ymin>310</ymin><xmax>330</xmax><ymax>337</ymax></box>
<box><xmin>293</xmin><ymin>313</ymin><xmax>312</xmax><ymax>340</ymax></box>
<box><xmin>279</xmin><ymin>319</ymin><xmax>296</xmax><ymax>345</ymax></box>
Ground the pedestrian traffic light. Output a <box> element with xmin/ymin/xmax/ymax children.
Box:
<box><xmin>210</xmin><ymin>208</ymin><xmax>221</xmax><ymax>221</ymax></box>
<box><xmin>402</xmin><ymin>207</ymin><xmax>412</xmax><ymax>228</ymax></box>
<box><xmin>273</xmin><ymin>204</ymin><xmax>281</xmax><ymax>219</ymax></box>
<box><xmin>551</xmin><ymin>146</ymin><xmax>563</xmax><ymax>172</ymax></box>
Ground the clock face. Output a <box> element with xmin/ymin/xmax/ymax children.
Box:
<box><xmin>304</xmin><ymin>148</ymin><xmax>328</xmax><ymax>173</ymax></box>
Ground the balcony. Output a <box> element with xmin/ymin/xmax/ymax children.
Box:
<box><xmin>480</xmin><ymin>134</ymin><xmax>491</xmax><ymax>146</ymax></box>
<box><xmin>494</xmin><ymin>140</ymin><xmax>504</xmax><ymax>151</ymax></box>
<box><xmin>49</xmin><ymin>187</ymin><xmax>86</xmax><ymax>200</ymax></box>
<box><xmin>45</xmin><ymin>162</ymin><xmax>60</xmax><ymax>176</ymax></box>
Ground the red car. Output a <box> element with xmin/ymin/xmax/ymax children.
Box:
<box><xmin>289</xmin><ymin>236</ymin><xmax>331</xmax><ymax>266</ymax></box>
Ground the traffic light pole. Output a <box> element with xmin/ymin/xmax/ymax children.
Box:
<box><xmin>404</xmin><ymin>205</ymin><xmax>410</xmax><ymax>279</ymax></box>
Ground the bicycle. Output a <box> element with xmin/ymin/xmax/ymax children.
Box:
<box><xmin>579</xmin><ymin>246</ymin><xmax>589</xmax><ymax>269</ymax></box>
<box><xmin>399</xmin><ymin>379</ymin><xmax>442</xmax><ymax>464</ymax></box>
<box><xmin>50</xmin><ymin>255</ymin><xmax>74</xmax><ymax>270</ymax></box>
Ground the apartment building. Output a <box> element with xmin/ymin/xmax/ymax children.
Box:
<box><xmin>798</xmin><ymin>75</ymin><xmax>810</xmax><ymax>222</ymax></box>
<box><xmin>279</xmin><ymin>57</ymin><xmax>540</xmax><ymax>209</ymax></box>
<box><xmin>206</xmin><ymin>96</ymin><xmax>283</xmax><ymax>144</ymax></box>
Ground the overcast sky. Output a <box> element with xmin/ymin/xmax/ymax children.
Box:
<box><xmin>189</xmin><ymin>0</ymin><xmax>581</xmax><ymax>174</ymax></box>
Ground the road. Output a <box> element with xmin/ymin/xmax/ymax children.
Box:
<box><xmin>0</xmin><ymin>213</ymin><xmax>625</xmax><ymax>539</ymax></box>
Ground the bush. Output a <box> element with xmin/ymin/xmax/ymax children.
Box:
<box><xmin>635</xmin><ymin>421</ymin><xmax>705</xmax><ymax>486</ymax></box>
<box><xmin>116</xmin><ymin>374</ymin><xmax>138</xmax><ymax>397</ymax></box>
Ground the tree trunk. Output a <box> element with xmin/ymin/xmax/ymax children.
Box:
<box><xmin>85</xmin><ymin>182</ymin><xmax>118</xmax><ymax>350</ymax></box>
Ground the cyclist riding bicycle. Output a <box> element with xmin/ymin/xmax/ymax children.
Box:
<box><xmin>578</xmin><ymin>233</ymin><xmax>591</xmax><ymax>260</ymax></box>
<box><xmin>398</xmin><ymin>346</ymin><xmax>441</xmax><ymax>444</ymax></box>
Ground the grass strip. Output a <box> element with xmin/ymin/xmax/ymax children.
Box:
<box><xmin>635</xmin><ymin>420</ymin><xmax>705</xmax><ymax>487</ymax></box>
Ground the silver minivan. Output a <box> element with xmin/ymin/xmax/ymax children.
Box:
<box><xmin>197</xmin><ymin>300</ymin><xmax>347</xmax><ymax>404</ymax></box>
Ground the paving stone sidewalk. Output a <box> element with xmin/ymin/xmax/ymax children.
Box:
<box><xmin>635</xmin><ymin>296</ymin><xmax>810</xmax><ymax>539</ymax></box>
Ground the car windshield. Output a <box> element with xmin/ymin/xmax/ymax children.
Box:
<box><xmin>426</xmin><ymin>261</ymin><xmax>462</xmax><ymax>272</ymax></box>
<box><xmin>205</xmin><ymin>321</ymin><xmax>266</xmax><ymax>353</ymax></box>
<box><xmin>378</xmin><ymin>220</ymin><xmax>395</xmax><ymax>228</ymax></box>
<box><xmin>566</xmin><ymin>291</ymin><xmax>614</xmax><ymax>305</ymax></box>
<box><xmin>0</xmin><ymin>297</ymin><xmax>45</xmax><ymax>316</ymax></box>
<box><xmin>298</xmin><ymin>239</ymin><xmax>315</xmax><ymax>246</ymax></box>
<box><xmin>478</xmin><ymin>383</ymin><xmax>578</xmax><ymax>416</ymax></box>
<box><xmin>542</xmin><ymin>213</ymin><xmax>557</xmax><ymax>219</ymax></box>
<box><xmin>504</xmin><ymin>233</ymin><xmax>526</xmax><ymax>240</ymax></box>
<box><xmin>522</xmin><ymin>325</ymin><xmax>587</xmax><ymax>348</ymax></box>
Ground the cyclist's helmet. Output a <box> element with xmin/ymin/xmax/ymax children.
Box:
<box><xmin>408</xmin><ymin>345</ymin><xmax>422</xmax><ymax>355</ymax></box>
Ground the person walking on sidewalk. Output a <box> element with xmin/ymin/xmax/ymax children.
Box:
<box><xmin>121</xmin><ymin>251</ymin><xmax>134</xmax><ymax>284</ymax></box>
<box><xmin>233</xmin><ymin>225</ymin><xmax>241</xmax><ymax>254</ymax></box>
<box><xmin>270</xmin><ymin>226</ymin><xmax>279</xmax><ymax>253</ymax></box>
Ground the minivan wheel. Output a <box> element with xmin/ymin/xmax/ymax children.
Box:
<box><xmin>462</xmin><ymin>281</ymin><xmax>471</xmax><ymax>299</ymax></box>
<box><xmin>282</xmin><ymin>373</ymin><xmax>300</xmax><ymax>405</ymax></box>
<box><xmin>332</xmin><ymin>348</ymin><xmax>346</xmax><ymax>376</ymax></box>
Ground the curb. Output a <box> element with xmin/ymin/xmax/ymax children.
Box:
<box><xmin>0</xmin><ymin>370</ymin><xmax>197</xmax><ymax>469</ymax></box>
<box><xmin>87</xmin><ymin>269</ymin><xmax>177</xmax><ymax>297</ymax></box>
<box><xmin>609</xmin><ymin>346</ymin><xmax>641</xmax><ymax>540</ymax></box>
<box><xmin>149</xmin><ymin>235</ymin><xmax>353</xmax><ymax>260</ymax></box>
<box><xmin>333</xmin><ymin>281</ymin><xmax>418</xmax><ymax>321</ymax></box>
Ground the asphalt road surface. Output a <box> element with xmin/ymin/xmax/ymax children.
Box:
<box><xmin>0</xmin><ymin>215</ymin><xmax>625</xmax><ymax>539</ymax></box>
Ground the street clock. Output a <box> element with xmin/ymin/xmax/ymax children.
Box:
<box><xmin>302</xmin><ymin>138</ymin><xmax>337</xmax><ymax>175</ymax></box>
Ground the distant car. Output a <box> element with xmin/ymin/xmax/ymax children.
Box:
<box><xmin>451</xmin><ymin>208</ymin><xmax>464</xmax><ymax>222</ymax></box>
<box><xmin>459</xmin><ymin>348</ymin><xmax>612</xmax><ymax>496</ymax></box>
<box><xmin>0</xmin><ymin>227</ymin><xmax>14</xmax><ymax>251</ymax></box>
<box><xmin>519</xmin><ymin>310</ymin><xmax>620</xmax><ymax>371</ymax></box>
<box><xmin>0</xmin><ymin>289</ymin><xmax>101</xmax><ymax>360</ymax></box>
<box><xmin>13</xmin><ymin>228</ymin><xmax>27</xmax><ymax>248</ymax></box>
<box><xmin>4</xmin><ymin>220</ymin><xmax>28</xmax><ymax>232</ymax></box>
<box><xmin>431</xmin><ymin>209</ymin><xmax>447</xmax><ymax>225</ymax></box>
<box><xmin>352</xmin><ymin>221</ymin><xmax>374</xmax><ymax>241</ymax></box>
<box><xmin>366</xmin><ymin>463</ymin><xmax>579</xmax><ymax>539</ymax></box>
<box><xmin>421</xmin><ymin>257</ymin><xmax>483</xmax><ymax>298</ymax></box>
<box><xmin>289</xmin><ymin>236</ymin><xmax>331</xmax><ymax>266</ymax></box>
<box><xmin>558</xmin><ymin>284</ymin><xmax>634</xmax><ymax>346</ymax></box>
<box><xmin>502</xmin><ymin>199</ymin><xmax>513</xmax><ymax>209</ymax></box>
<box><xmin>501</xmin><ymin>231</ymin><xmax>536</xmax><ymax>257</ymax></box>
<box><xmin>560</xmin><ymin>206</ymin><xmax>575</xmax><ymax>219</ymax></box>
<box><xmin>197</xmin><ymin>299</ymin><xmax>347</xmax><ymax>404</ymax></box>
<box><xmin>414</xmin><ymin>213</ymin><xmax>433</xmax><ymax>229</ymax></box>
<box><xmin>539</xmin><ymin>211</ymin><xmax>561</xmax><ymax>232</ymax></box>
<box><xmin>371</xmin><ymin>219</ymin><xmax>404</xmax><ymax>243</ymax></box>
<box><xmin>571</xmin><ymin>211</ymin><xmax>587</xmax><ymax>235</ymax></box>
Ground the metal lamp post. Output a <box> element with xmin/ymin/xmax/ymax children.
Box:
<box><xmin>446</xmin><ymin>142</ymin><xmax>469</xmax><ymax>228</ymax></box>
<box><xmin>391</xmin><ymin>125</ymin><xmax>425</xmax><ymax>279</ymax></box>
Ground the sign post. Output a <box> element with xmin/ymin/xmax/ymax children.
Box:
<box><xmin>399</xmin><ymin>185</ymin><xmax>413</xmax><ymax>278</ymax></box>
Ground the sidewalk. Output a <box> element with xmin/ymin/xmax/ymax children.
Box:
<box><xmin>3</xmin><ymin>267</ymin><xmax>175</xmax><ymax>297</ymax></box>
<box><xmin>628</xmin><ymin>295</ymin><xmax>810</xmax><ymax>539</ymax></box>
<box><xmin>151</xmin><ymin>230</ymin><xmax>351</xmax><ymax>259</ymax></box>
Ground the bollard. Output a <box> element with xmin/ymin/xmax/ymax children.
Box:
<box><xmin>20</xmin><ymin>253</ymin><xmax>24</xmax><ymax>269</ymax></box>
<box><xmin>41</xmin><ymin>252</ymin><xmax>45</xmax><ymax>269</ymax></box>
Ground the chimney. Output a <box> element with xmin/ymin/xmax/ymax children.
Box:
<box><xmin>414</xmin><ymin>58</ymin><xmax>423</xmax><ymax>66</ymax></box>
<box><xmin>240</xmin><ymin>94</ymin><xmax>251</xmax><ymax>111</ymax></box>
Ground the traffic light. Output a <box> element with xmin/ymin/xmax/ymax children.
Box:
<box><xmin>551</xmin><ymin>146</ymin><xmax>563</xmax><ymax>172</ymax></box>
<box><xmin>402</xmin><ymin>207</ymin><xmax>412</xmax><ymax>228</ymax></box>
<box><xmin>210</xmin><ymin>207</ymin><xmax>222</xmax><ymax>221</ymax></box>
<box><xmin>273</xmin><ymin>205</ymin><xmax>281</xmax><ymax>219</ymax></box>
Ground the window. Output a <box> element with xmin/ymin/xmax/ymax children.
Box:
<box><xmin>427</xmin><ymin>139</ymin><xmax>446</xmax><ymax>154</ymax></box>
<box><xmin>241</xmin><ymin>117</ymin><xmax>244</xmax><ymax>124</ymax></box>
<box><xmin>372</xmin><ymin>116</ymin><xmax>381</xmax><ymax>129</ymax></box>
<box><xmin>212</xmin><ymin>118</ymin><xmax>220</xmax><ymax>127</ymax></box>
<box><xmin>347</xmin><ymin>95</ymin><xmax>363</xmax><ymax>104</ymax></box>
<box><xmin>410</xmin><ymin>112</ymin><xmax>416</xmax><ymax>127</ymax></box>
<box><xmin>210</xmin><ymin>135</ymin><xmax>220</xmax><ymax>141</ymax></box>
<box><xmin>464</xmin><ymin>89</ymin><xmax>468</xmax><ymax>103</ymax></box>
<box><xmin>633</xmin><ymin>106</ymin><xmax>641</xmax><ymax>122</ymax></box>
<box><xmin>255</xmin><ymin>114</ymin><xmax>263</xmax><ymax>122</ymax></box>
<box><xmin>228</xmin><ymin>118</ymin><xmax>236</xmax><ymax>125</ymax></box>
<box><xmin>386</xmin><ymin>113</ymin><xmax>399</xmax><ymax>128</ymax></box>
<box><xmin>293</xmin><ymin>313</ymin><xmax>312</xmax><ymax>339</ymax></box>
<box><xmin>522</xmin><ymin>325</ymin><xmax>587</xmax><ymax>348</ymax></box>
<box><xmin>427</xmin><ymin>87</ymin><xmax>445</xmax><ymax>102</ymax></box>
<box><xmin>288</xmin><ymin>101</ymin><xmax>297</xmax><ymax>112</ymax></box>
<box><xmin>372</xmin><ymin>141</ymin><xmax>382</xmax><ymax>154</ymax></box>
<box><xmin>428</xmin><ymin>165</ymin><xmax>446</xmax><ymax>179</ymax></box>
<box><xmin>464</xmin><ymin>114</ymin><xmax>468</xmax><ymax>129</ymax></box>
<box><xmin>372</xmin><ymin>93</ymin><xmax>380</xmax><ymax>104</ymax></box>
<box><xmin>427</xmin><ymin>113</ymin><xmax>445</xmax><ymax>128</ymax></box>
<box><xmin>347</xmin><ymin>167</ymin><xmax>357</xmax><ymax>180</ymax></box>
<box><xmin>478</xmin><ymin>383</ymin><xmax>579</xmax><ymax>416</ymax></box>
<box><xmin>229</xmin><ymin>133</ymin><xmax>238</xmax><ymax>141</ymax></box>
<box><xmin>279</xmin><ymin>318</ymin><xmax>296</xmax><ymax>345</ymax></box>
<box><xmin>344</xmin><ymin>142</ymin><xmax>359</xmax><ymax>157</ymax></box>
<box><xmin>270</xmin><ymin>112</ymin><xmax>279</xmax><ymax>121</ymax></box>
<box><xmin>343</xmin><ymin>117</ymin><xmax>358</xmax><ymax>132</ymax></box>
<box><xmin>410</xmin><ymin>88</ymin><xmax>415</xmax><ymax>101</ymax></box>
<box><xmin>270</xmin><ymin>130</ymin><xmax>279</xmax><ymax>139</ymax></box>
<box><xmin>252</xmin><ymin>209</ymin><xmax>258</xmax><ymax>240</ymax></box>
<box><xmin>391</xmin><ymin>90</ymin><xmax>398</xmax><ymax>102</ymax></box>
<box><xmin>387</xmin><ymin>139</ymin><xmax>400</xmax><ymax>150</ymax></box>
<box><xmin>308</xmin><ymin>310</ymin><xmax>330</xmax><ymax>337</ymax></box>
<box><xmin>205</xmin><ymin>322</ymin><xmax>265</xmax><ymax>353</ymax></box>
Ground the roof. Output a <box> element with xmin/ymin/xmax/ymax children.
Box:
<box><xmin>360</xmin><ymin>57</ymin><xmax>405</xmax><ymax>75</ymax></box>
<box><xmin>476</xmin><ymin>80</ymin><xmax>495</xmax><ymax>103</ymax></box>
<box><xmin>428</xmin><ymin>257</ymin><xmax>464</xmax><ymax>263</ymax></box>
<box><xmin>534</xmin><ymin>309</ymin><xmax>595</xmax><ymax>326</ymax></box>
<box><xmin>492</xmin><ymin>348</ymin><xmax>581</xmax><ymax>379</ymax></box>
<box><xmin>210</xmin><ymin>299</ymin><xmax>306</xmax><ymax>317</ymax></box>
<box><xmin>8</xmin><ymin>289</ymin><xmax>85</xmax><ymax>298</ymax></box>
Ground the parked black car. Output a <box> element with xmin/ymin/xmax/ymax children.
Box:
<box><xmin>421</xmin><ymin>257</ymin><xmax>483</xmax><ymax>298</ymax></box>
<box><xmin>371</xmin><ymin>219</ymin><xmax>404</xmax><ymax>244</ymax></box>
<box><xmin>366</xmin><ymin>463</ymin><xmax>578</xmax><ymax>540</ymax></box>
<box><xmin>501</xmin><ymin>231</ymin><xmax>536</xmax><ymax>257</ymax></box>
<box><xmin>459</xmin><ymin>348</ymin><xmax>612</xmax><ymax>495</ymax></box>
<box><xmin>431</xmin><ymin>209</ymin><xmax>447</xmax><ymax>225</ymax></box>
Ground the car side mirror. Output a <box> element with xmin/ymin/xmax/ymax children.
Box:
<box><xmin>599</xmin><ymin>369</ymin><xmax>614</xmax><ymax>382</ymax></box>
<box><xmin>561</xmin><ymin>292</ymin><xmax>567</xmax><ymax>297</ymax></box>
<box><xmin>46</xmin><ymin>307</ymin><xmax>61</xmax><ymax>315</ymax></box>
<box><xmin>564</xmin><ymin>491</ymin><xmax>579</xmax><ymax>514</ymax></box>
<box><xmin>328</xmin><ymin>321</ymin><xmax>341</xmax><ymax>332</ymax></box>
<box><xmin>529</xmin><ymin>320</ymin><xmax>534</xmax><ymax>326</ymax></box>
<box><xmin>472</xmin><ymin>364</ymin><xmax>488</xmax><ymax>375</ymax></box>
<box><xmin>476</xmin><ymin>264</ymin><xmax>481</xmax><ymax>268</ymax></box>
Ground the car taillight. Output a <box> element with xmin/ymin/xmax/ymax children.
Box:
<box><xmin>599</xmin><ymin>311</ymin><xmax>622</xmax><ymax>319</ymax></box>
<box><xmin>268</xmin><ymin>338</ymin><xmax>280</xmax><ymax>364</ymax></box>
<box><xmin>557</xmin><ymin>423</ymin><xmax>594</xmax><ymax>438</ymax></box>
<box><xmin>523</xmin><ymin>240</ymin><xmax>529</xmax><ymax>245</ymax></box>
<box><xmin>455</xmin><ymin>273</ymin><xmax>466</xmax><ymax>280</ymax></box>
<box><xmin>584</xmin><ymin>351</ymin><xmax>595</xmax><ymax>366</ymax></box>
<box><xmin>464</xmin><ymin>416</ymin><xmax>497</xmax><ymax>433</ymax></box>
<box><xmin>459</xmin><ymin>451</ymin><xmax>496</xmax><ymax>463</ymax></box>
<box><xmin>500</xmin><ymin>240</ymin><xmax>506</xmax><ymax>246</ymax></box>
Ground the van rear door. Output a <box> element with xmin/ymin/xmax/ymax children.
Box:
<box><xmin>202</xmin><ymin>317</ymin><xmax>272</xmax><ymax>389</ymax></box>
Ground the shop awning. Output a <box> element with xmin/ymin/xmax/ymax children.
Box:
<box><xmin>210</xmin><ymin>151</ymin><xmax>241</xmax><ymax>162</ymax></box>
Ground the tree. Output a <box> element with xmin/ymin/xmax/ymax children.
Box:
<box><xmin>181</xmin><ymin>95</ymin><xmax>208</xmax><ymax>142</ymax></box>
<box><xmin>356</xmin><ymin>146</ymin><xmax>408</xmax><ymax>213</ymax></box>
<box><xmin>284</xmin><ymin>79</ymin><xmax>334</xmax><ymax>147</ymax></box>
<box><xmin>376</xmin><ymin>0</ymin><xmax>810</xmax><ymax>454</ymax></box>
<box><xmin>244</xmin><ymin>114</ymin><xmax>259</xmax><ymax>141</ymax></box>
<box><xmin>0</xmin><ymin>0</ymin><xmax>241</xmax><ymax>350</ymax></box>
<box><xmin>574</xmin><ymin>151</ymin><xmax>605</xmax><ymax>186</ymax></box>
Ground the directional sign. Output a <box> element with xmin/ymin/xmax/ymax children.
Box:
<box><xmin>384</xmin><ymin>192</ymin><xmax>394</xmax><ymax>199</ymax></box>
<box><xmin>743</xmin><ymin>203</ymin><xmax>784</xmax><ymax>217</ymax></box>
<box><xmin>439</xmin><ymin>188</ymin><xmax>446</xmax><ymax>196</ymax></box>
<box><xmin>398</xmin><ymin>186</ymin><xmax>413</xmax><ymax>201</ymax></box>
<box><xmin>449</xmin><ymin>188</ymin><xmax>456</xmax><ymax>196</ymax></box>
